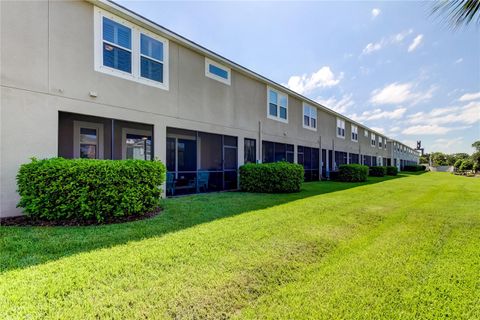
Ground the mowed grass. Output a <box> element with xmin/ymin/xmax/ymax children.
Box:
<box><xmin>1</xmin><ymin>172</ymin><xmax>479</xmax><ymax>319</ymax></box>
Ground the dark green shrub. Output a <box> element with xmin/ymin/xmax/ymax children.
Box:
<box><xmin>239</xmin><ymin>162</ymin><xmax>304</xmax><ymax>193</ymax></box>
<box><xmin>403</xmin><ymin>165</ymin><xmax>426</xmax><ymax>172</ymax></box>
<box><xmin>386</xmin><ymin>166</ymin><xmax>398</xmax><ymax>176</ymax></box>
<box><xmin>369</xmin><ymin>166</ymin><xmax>386</xmax><ymax>177</ymax></box>
<box><xmin>17</xmin><ymin>158</ymin><xmax>166</xmax><ymax>222</ymax></box>
<box><xmin>459</xmin><ymin>159</ymin><xmax>474</xmax><ymax>171</ymax></box>
<box><xmin>338</xmin><ymin>164</ymin><xmax>368</xmax><ymax>182</ymax></box>
<box><xmin>329</xmin><ymin>171</ymin><xmax>340</xmax><ymax>181</ymax></box>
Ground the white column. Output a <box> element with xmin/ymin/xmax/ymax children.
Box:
<box><xmin>154</xmin><ymin>120</ymin><xmax>167</xmax><ymax>198</ymax></box>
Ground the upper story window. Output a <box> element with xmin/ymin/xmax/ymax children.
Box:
<box><xmin>336</xmin><ymin>118</ymin><xmax>345</xmax><ymax>138</ymax></box>
<box><xmin>267</xmin><ymin>88</ymin><xmax>288</xmax><ymax>122</ymax></box>
<box><xmin>102</xmin><ymin>17</ymin><xmax>132</xmax><ymax>73</ymax></box>
<box><xmin>94</xmin><ymin>8</ymin><xmax>169</xmax><ymax>90</ymax></box>
<box><xmin>378</xmin><ymin>136</ymin><xmax>383</xmax><ymax>148</ymax></box>
<box><xmin>140</xmin><ymin>34</ymin><xmax>164</xmax><ymax>83</ymax></box>
<box><xmin>205</xmin><ymin>58</ymin><xmax>231</xmax><ymax>85</ymax></box>
<box><xmin>351</xmin><ymin>124</ymin><xmax>358</xmax><ymax>141</ymax></box>
<box><xmin>303</xmin><ymin>104</ymin><xmax>317</xmax><ymax>130</ymax></box>
<box><xmin>364</xmin><ymin>129</ymin><xmax>369</xmax><ymax>137</ymax></box>
<box><xmin>371</xmin><ymin>133</ymin><xmax>376</xmax><ymax>147</ymax></box>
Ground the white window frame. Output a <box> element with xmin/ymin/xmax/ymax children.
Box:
<box><xmin>336</xmin><ymin>118</ymin><xmax>345</xmax><ymax>139</ymax></box>
<box><xmin>371</xmin><ymin>133</ymin><xmax>376</xmax><ymax>147</ymax></box>
<box><xmin>351</xmin><ymin>124</ymin><xmax>358</xmax><ymax>142</ymax></box>
<box><xmin>205</xmin><ymin>58</ymin><xmax>231</xmax><ymax>85</ymax></box>
<box><xmin>378</xmin><ymin>136</ymin><xmax>383</xmax><ymax>149</ymax></box>
<box><xmin>138</xmin><ymin>31</ymin><xmax>169</xmax><ymax>88</ymax></box>
<box><xmin>302</xmin><ymin>103</ymin><xmax>317</xmax><ymax>131</ymax></box>
<box><xmin>94</xmin><ymin>7</ymin><xmax>169</xmax><ymax>90</ymax></box>
<box><xmin>73</xmin><ymin>121</ymin><xmax>104</xmax><ymax>159</ymax></box>
<box><xmin>267</xmin><ymin>87</ymin><xmax>288</xmax><ymax>123</ymax></box>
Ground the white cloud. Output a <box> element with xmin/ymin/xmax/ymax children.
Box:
<box><xmin>370</xmin><ymin>127</ymin><xmax>385</xmax><ymax>134</ymax></box>
<box><xmin>408</xmin><ymin>34</ymin><xmax>423</xmax><ymax>52</ymax></box>
<box><xmin>407</xmin><ymin>101</ymin><xmax>480</xmax><ymax>126</ymax></box>
<box><xmin>454</xmin><ymin>58</ymin><xmax>463</xmax><ymax>64</ymax></box>
<box><xmin>371</xmin><ymin>8</ymin><xmax>381</xmax><ymax>18</ymax></box>
<box><xmin>286</xmin><ymin>66</ymin><xmax>343</xmax><ymax>95</ymax></box>
<box><xmin>316</xmin><ymin>94</ymin><xmax>354</xmax><ymax>113</ymax></box>
<box><xmin>432</xmin><ymin>137</ymin><xmax>464</xmax><ymax>149</ymax></box>
<box><xmin>362</xmin><ymin>29</ymin><xmax>413</xmax><ymax>55</ymax></box>
<box><xmin>370</xmin><ymin>82</ymin><xmax>435</xmax><ymax>105</ymax></box>
<box><xmin>402</xmin><ymin>125</ymin><xmax>465</xmax><ymax>135</ymax></box>
<box><xmin>459</xmin><ymin>91</ymin><xmax>480</xmax><ymax>102</ymax></box>
<box><xmin>350</xmin><ymin>107</ymin><xmax>407</xmax><ymax>122</ymax></box>
<box><xmin>390</xmin><ymin>126</ymin><xmax>401</xmax><ymax>132</ymax></box>
<box><xmin>393</xmin><ymin>29</ymin><xmax>413</xmax><ymax>43</ymax></box>
<box><xmin>363</xmin><ymin>42</ymin><xmax>382</xmax><ymax>54</ymax></box>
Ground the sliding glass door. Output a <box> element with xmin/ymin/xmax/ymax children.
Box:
<box><xmin>298</xmin><ymin>146</ymin><xmax>320</xmax><ymax>181</ymax></box>
<box><xmin>166</xmin><ymin>128</ymin><xmax>238</xmax><ymax>196</ymax></box>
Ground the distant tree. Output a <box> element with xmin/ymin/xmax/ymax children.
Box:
<box><xmin>445</xmin><ymin>154</ymin><xmax>456</xmax><ymax>166</ymax></box>
<box><xmin>432</xmin><ymin>0</ymin><xmax>480</xmax><ymax>28</ymax></box>
<box><xmin>470</xmin><ymin>151</ymin><xmax>480</xmax><ymax>170</ymax></box>
<box><xmin>431</xmin><ymin>152</ymin><xmax>448</xmax><ymax>166</ymax></box>
<box><xmin>454</xmin><ymin>159</ymin><xmax>463</xmax><ymax>170</ymax></box>
<box><xmin>453</xmin><ymin>153</ymin><xmax>470</xmax><ymax>159</ymax></box>
<box><xmin>472</xmin><ymin>140</ymin><xmax>480</xmax><ymax>152</ymax></box>
<box><xmin>419</xmin><ymin>154</ymin><xmax>429</xmax><ymax>164</ymax></box>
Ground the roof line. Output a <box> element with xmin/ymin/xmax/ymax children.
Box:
<box><xmin>88</xmin><ymin>0</ymin><xmax>415</xmax><ymax>148</ymax></box>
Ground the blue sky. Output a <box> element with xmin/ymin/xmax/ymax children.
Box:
<box><xmin>118</xmin><ymin>1</ymin><xmax>480</xmax><ymax>154</ymax></box>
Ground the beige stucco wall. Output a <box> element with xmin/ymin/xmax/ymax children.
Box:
<box><xmin>1</xmin><ymin>0</ymin><xmax>415</xmax><ymax>217</ymax></box>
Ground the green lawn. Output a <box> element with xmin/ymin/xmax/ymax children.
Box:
<box><xmin>1</xmin><ymin>172</ymin><xmax>479</xmax><ymax>319</ymax></box>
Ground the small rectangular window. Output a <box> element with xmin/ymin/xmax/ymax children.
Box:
<box><xmin>364</xmin><ymin>130</ymin><xmax>369</xmax><ymax>137</ymax></box>
<box><xmin>244</xmin><ymin>138</ymin><xmax>256</xmax><ymax>164</ymax></box>
<box><xmin>80</xmin><ymin>128</ymin><xmax>98</xmax><ymax>159</ymax></box>
<box><xmin>379</xmin><ymin>137</ymin><xmax>383</xmax><ymax>148</ymax></box>
<box><xmin>303</xmin><ymin>104</ymin><xmax>317</xmax><ymax>130</ymax></box>
<box><xmin>205</xmin><ymin>58</ymin><xmax>231</xmax><ymax>85</ymax></box>
<box><xmin>336</xmin><ymin>118</ymin><xmax>345</xmax><ymax>138</ymax></box>
<box><xmin>351</xmin><ymin>124</ymin><xmax>358</xmax><ymax>141</ymax></box>
<box><xmin>267</xmin><ymin>88</ymin><xmax>288</xmax><ymax>122</ymax></box>
<box><xmin>371</xmin><ymin>133</ymin><xmax>376</xmax><ymax>147</ymax></box>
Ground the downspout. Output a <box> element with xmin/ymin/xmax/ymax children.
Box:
<box><xmin>318</xmin><ymin>135</ymin><xmax>322</xmax><ymax>180</ymax></box>
<box><xmin>258</xmin><ymin>120</ymin><xmax>262</xmax><ymax>163</ymax></box>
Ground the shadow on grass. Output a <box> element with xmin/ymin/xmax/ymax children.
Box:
<box><xmin>0</xmin><ymin>173</ymin><xmax>413</xmax><ymax>273</ymax></box>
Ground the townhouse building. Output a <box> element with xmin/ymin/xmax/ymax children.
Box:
<box><xmin>0</xmin><ymin>0</ymin><xmax>419</xmax><ymax>217</ymax></box>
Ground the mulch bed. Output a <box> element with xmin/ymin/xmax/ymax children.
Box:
<box><xmin>0</xmin><ymin>208</ymin><xmax>163</xmax><ymax>227</ymax></box>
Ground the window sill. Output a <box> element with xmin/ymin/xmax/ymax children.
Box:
<box><xmin>267</xmin><ymin>115</ymin><xmax>288</xmax><ymax>124</ymax></box>
<box><xmin>303</xmin><ymin>125</ymin><xmax>317</xmax><ymax>131</ymax></box>
<box><xmin>95</xmin><ymin>65</ymin><xmax>169</xmax><ymax>90</ymax></box>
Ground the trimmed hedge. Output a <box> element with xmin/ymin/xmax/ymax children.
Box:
<box><xmin>17</xmin><ymin>158</ymin><xmax>166</xmax><ymax>222</ymax></box>
<box><xmin>239</xmin><ymin>162</ymin><xmax>304</xmax><ymax>193</ymax></box>
<box><xmin>329</xmin><ymin>171</ymin><xmax>340</xmax><ymax>181</ymax></box>
<box><xmin>386</xmin><ymin>166</ymin><xmax>398</xmax><ymax>176</ymax></box>
<box><xmin>369</xmin><ymin>166</ymin><xmax>386</xmax><ymax>177</ymax></box>
<box><xmin>338</xmin><ymin>164</ymin><xmax>369</xmax><ymax>182</ymax></box>
<box><xmin>403</xmin><ymin>165</ymin><xmax>426</xmax><ymax>172</ymax></box>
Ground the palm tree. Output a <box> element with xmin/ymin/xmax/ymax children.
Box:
<box><xmin>432</xmin><ymin>0</ymin><xmax>480</xmax><ymax>28</ymax></box>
